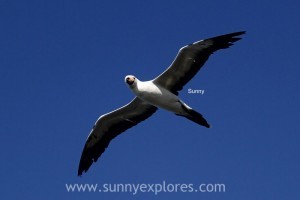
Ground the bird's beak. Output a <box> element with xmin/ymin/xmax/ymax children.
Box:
<box><xmin>126</xmin><ymin>77</ymin><xmax>135</xmax><ymax>85</ymax></box>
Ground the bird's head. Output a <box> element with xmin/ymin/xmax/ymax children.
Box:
<box><xmin>125</xmin><ymin>75</ymin><xmax>136</xmax><ymax>87</ymax></box>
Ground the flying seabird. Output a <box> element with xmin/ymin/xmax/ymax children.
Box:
<box><xmin>78</xmin><ymin>31</ymin><xmax>246</xmax><ymax>176</ymax></box>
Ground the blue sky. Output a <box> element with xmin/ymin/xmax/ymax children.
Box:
<box><xmin>0</xmin><ymin>0</ymin><xmax>299</xmax><ymax>199</ymax></box>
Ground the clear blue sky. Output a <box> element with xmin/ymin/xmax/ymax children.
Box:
<box><xmin>1</xmin><ymin>0</ymin><xmax>299</xmax><ymax>199</ymax></box>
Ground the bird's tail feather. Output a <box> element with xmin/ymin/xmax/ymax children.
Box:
<box><xmin>176</xmin><ymin>101</ymin><xmax>210</xmax><ymax>128</ymax></box>
<box><xmin>185</xmin><ymin>109</ymin><xmax>210</xmax><ymax>128</ymax></box>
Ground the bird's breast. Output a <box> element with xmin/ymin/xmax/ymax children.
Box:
<box><xmin>134</xmin><ymin>82</ymin><xmax>181</xmax><ymax>112</ymax></box>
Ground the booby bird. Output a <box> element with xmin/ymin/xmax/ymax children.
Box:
<box><xmin>78</xmin><ymin>31</ymin><xmax>245</xmax><ymax>176</ymax></box>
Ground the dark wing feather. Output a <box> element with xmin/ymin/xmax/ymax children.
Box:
<box><xmin>78</xmin><ymin>97</ymin><xmax>157</xmax><ymax>176</ymax></box>
<box><xmin>153</xmin><ymin>31</ymin><xmax>246</xmax><ymax>95</ymax></box>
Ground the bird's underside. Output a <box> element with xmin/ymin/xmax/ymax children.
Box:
<box><xmin>78</xmin><ymin>31</ymin><xmax>246</xmax><ymax>176</ymax></box>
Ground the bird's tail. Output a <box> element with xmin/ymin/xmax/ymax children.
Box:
<box><xmin>176</xmin><ymin>100</ymin><xmax>210</xmax><ymax>128</ymax></box>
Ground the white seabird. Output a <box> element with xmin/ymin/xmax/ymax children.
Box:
<box><xmin>78</xmin><ymin>31</ymin><xmax>246</xmax><ymax>176</ymax></box>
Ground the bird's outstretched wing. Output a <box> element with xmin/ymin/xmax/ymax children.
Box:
<box><xmin>78</xmin><ymin>97</ymin><xmax>157</xmax><ymax>176</ymax></box>
<box><xmin>153</xmin><ymin>31</ymin><xmax>246</xmax><ymax>95</ymax></box>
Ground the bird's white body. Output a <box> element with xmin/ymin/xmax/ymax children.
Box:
<box><xmin>129</xmin><ymin>78</ymin><xmax>189</xmax><ymax>115</ymax></box>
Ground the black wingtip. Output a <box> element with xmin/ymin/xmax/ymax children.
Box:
<box><xmin>229</xmin><ymin>31</ymin><xmax>246</xmax><ymax>41</ymax></box>
<box><xmin>77</xmin><ymin>169</ymin><xmax>83</xmax><ymax>177</ymax></box>
<box><xmin>202</xmin><ymin>31</ymin><xmax>246</xmax><ymax>51</ymax></box>
<box><xmin>77</xmin><ymin>167</ymin><xmax>83</xmax><ymax>177</ymax></box>
<box><xmin>78</xmin><ymin>156</ymin><xmax>94</xmax><ymax>177</ymax></box>
<box><xmin>78</xmin><ymin>164</ymin><xmax>91</xmax><ymax>177</ymax></box>
<box><xmin>222</xmin><ymin>31</ymin><xmax>246</xmax><ymax>39</ymax></box>
<box><xmin>204</xmin><ymin>123</ymin><xmax>210</xmax><ymax>128</ymax></box>
<box><xmin>213</xmin><ymin>31</ymin><xmax>246</xmax><ymax>40</ymax></box>
<box><xmin>77</xmin><ymin>147</ymin><xmax>94</xmax><ymax>177</ymax></box>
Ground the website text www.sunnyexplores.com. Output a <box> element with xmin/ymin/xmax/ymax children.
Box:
<box><xmin>65</xmin><ymin>180</ymin><xmax>226</xmax><ymax>195</ymax></box>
